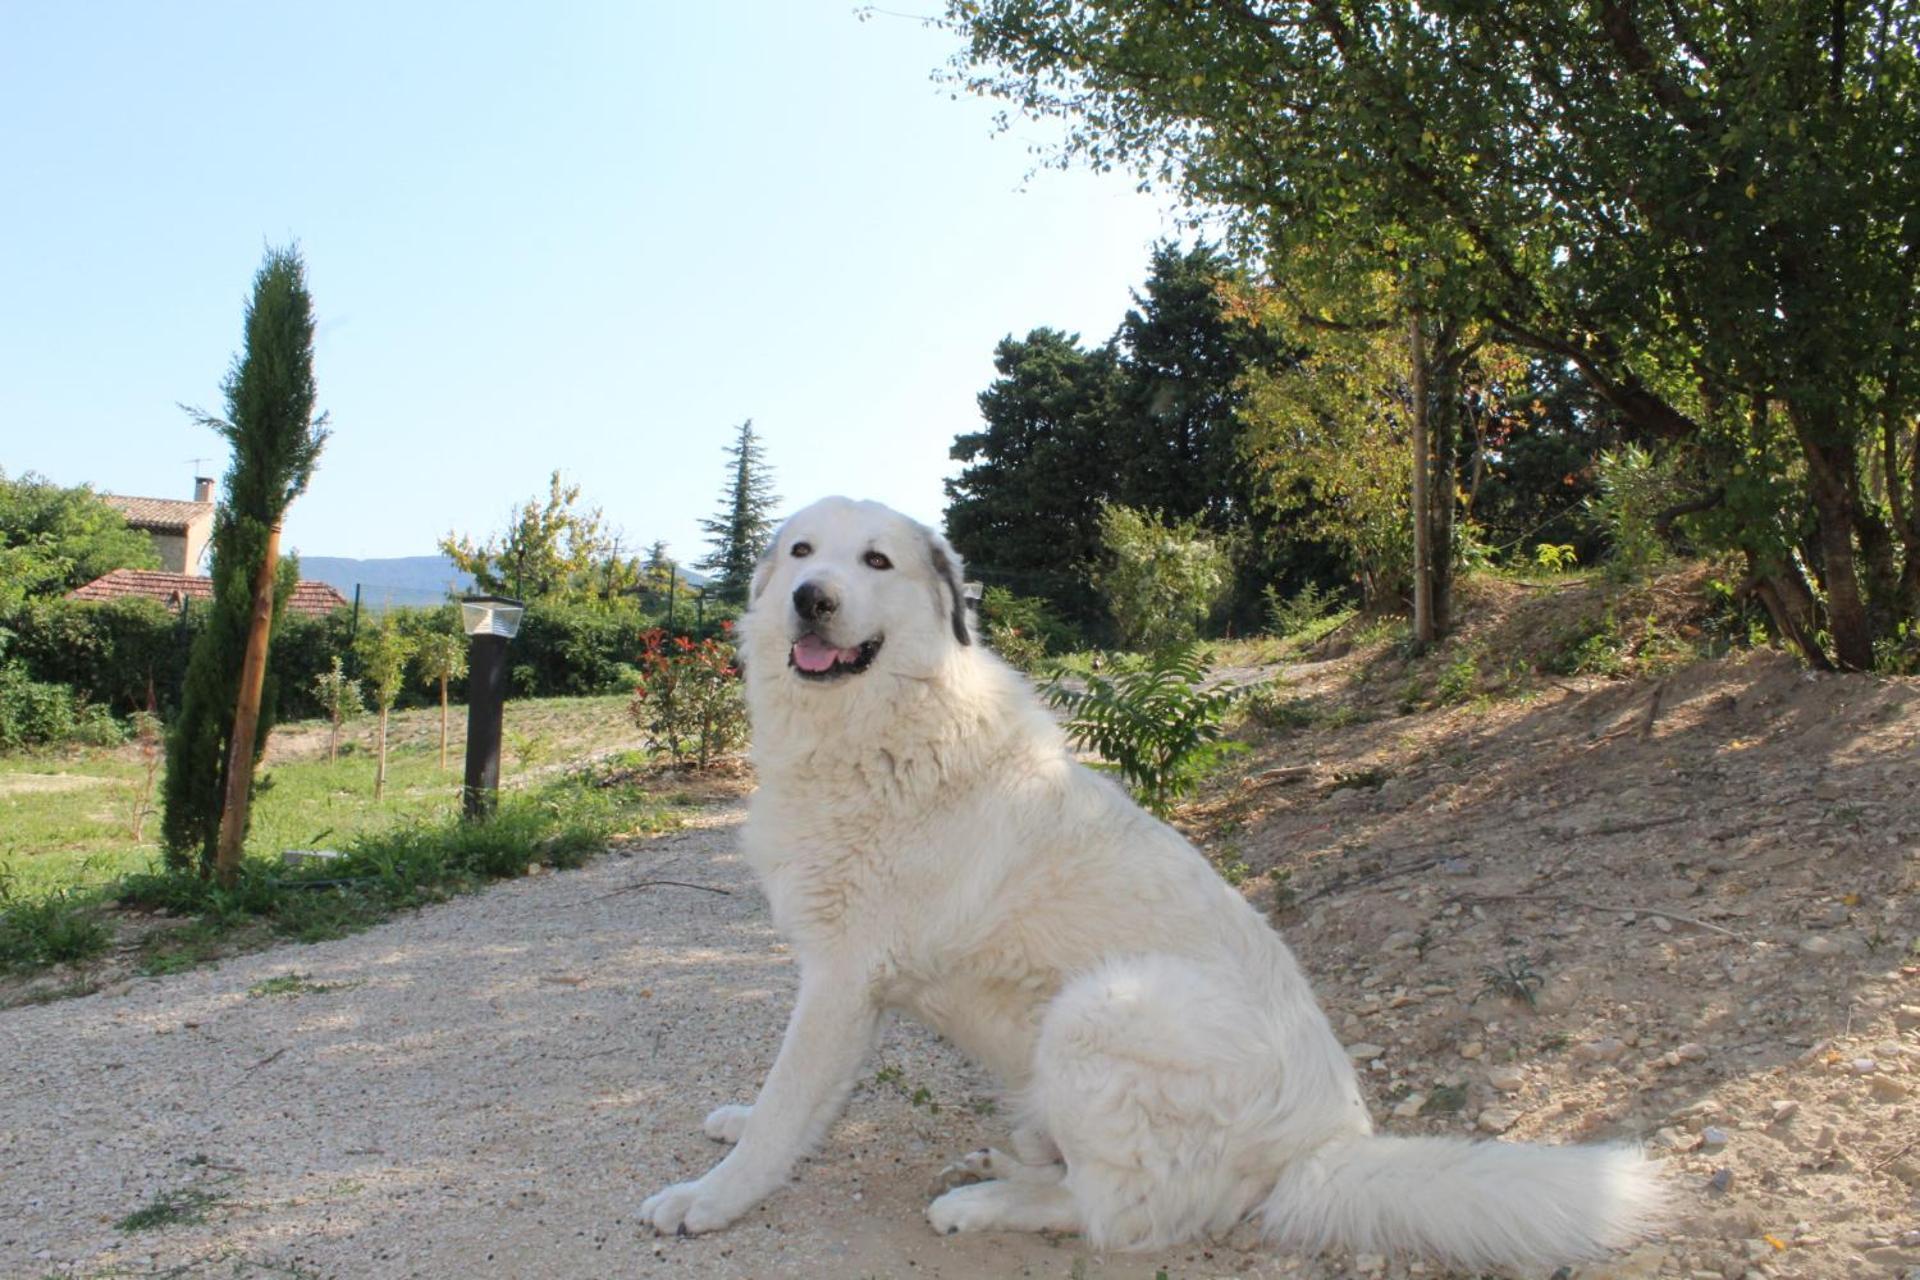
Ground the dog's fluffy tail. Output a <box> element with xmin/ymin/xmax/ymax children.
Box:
<box><xmin>1261</xmin><ymin>1132</ymin><xmax>1664</xmax><ymax>1271</ymax></box>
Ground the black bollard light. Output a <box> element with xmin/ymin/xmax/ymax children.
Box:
<box><xmin>460</xmin><ymin>594</ymin><xmax>525</xmax><ymax>820</ymax></box>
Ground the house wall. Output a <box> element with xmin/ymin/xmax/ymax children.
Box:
<box><xmin>150</xmin><ymin>532</ymin><xmax>189</xmax><ymax>574</ymax></box>
<box><xmin>182</xmin><ymin>516</ymin><xmax>211</xmax><ymax>574</ymax></box>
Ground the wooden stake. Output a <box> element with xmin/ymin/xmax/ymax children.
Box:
<box><xmin>215</xmin><ymin>523</ymin><xmax>281</xmax><ymax>886</ymax></box>
<box><xmin>1409</xmin><ymin>307</ymin><xmax>1434</xmax><ymax>651</ymax></box>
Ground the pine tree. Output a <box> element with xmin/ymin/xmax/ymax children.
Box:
<box><xmin>161</xmin><ymin>246</ymin><xmax>328</xmax><ymax>874</ymax></box>
<box><xmin>696</xmin><ymin>420</ymin><xmax>780</xmax><ymax>604</ymax></box>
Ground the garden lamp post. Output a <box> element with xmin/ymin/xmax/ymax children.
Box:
<box><xmin>460</xmin><ymin>594</ymin><xmax>525</xmax><ymax>820</ymax></box>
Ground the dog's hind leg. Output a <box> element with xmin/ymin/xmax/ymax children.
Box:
<box><xmin>929</xmin><ymin>1138</ymin><xmax>1067</xmax><ymax>1195</ymax></box>
<box><xmin>927</xmin><ymin>1180</ymin><xmax>1080</xmax><ymax>1235</ymax></box>
<box><xmin>1026</xmin><ymin>955</ymin><xmax>1285</xmax><ymax>1251</ymax></box>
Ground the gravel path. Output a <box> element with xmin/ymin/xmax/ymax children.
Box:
<box><xmin>2</xmin><ymin>806</ymin><xmax>1239</xmax><ymax>1280</ymax></box>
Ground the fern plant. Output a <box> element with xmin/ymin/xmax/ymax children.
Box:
<box><xmin>1044</xmin><ymin>645</ymin><xmax>1247</xmax><ymax>816</ymax></box>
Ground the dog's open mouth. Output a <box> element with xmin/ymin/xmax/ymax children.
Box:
<box><xmin>789</xmin><ymin>634</ymin><xmax>883</xmax><ymax>681</ymax></box>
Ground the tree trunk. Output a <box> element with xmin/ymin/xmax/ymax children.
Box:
<box><xmin>214</xmin><ymin>523</ymin><xmax>281</xmax><ymax>888</ymax></box>
<box><xmin>1747</xmin><ymin>555</ymin><xmax>1833</xmax><ymax>671</ymax></box>
<box><xmin>1408</xmin><ymin>309</ymin><xmax>1434</xmax><ymax>652</ymax></box>
<box><xmin>439</xmin><ymin>677</ymin><xmax>450</xmax><ymax>771</ymax></box>
<box><xmin>328</xmin><ymin>710</ymin><xmax>339</xmax><ymax>763</ymax></box>
<box><xmin>1793</xmin><ymin>408</ymin><xmax>1875</xmax><ymax>670</ymax></box>
<box><xmin>375</xmin><ymin>704</ymin><xmax>389</xmax><ymax>801</ymax></box>
<box><xmin>1428</xmin><ymin>345</ymin><xmax>1460</xmax><ymax>638</ymax></box>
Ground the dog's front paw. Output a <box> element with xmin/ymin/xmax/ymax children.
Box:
<box><xmin>641</xmin><ymin>1178</ymin><xmax>743</xmax><ymax>1236</ymax></box>
<box><xmin>702</xmin><ymin>1104</ymin><xmax>752</xmax><ymax>1144</ymax></box>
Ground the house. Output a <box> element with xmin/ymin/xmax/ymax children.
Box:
<box><xmin>101</xmin><ymin>478</ymin><xmax>215</xmax><ymax>574</ymax></box>
<box><xmin>67</xmin><ymin>568</ymin><xmax>350</xmax><ymax>617</ymax></box>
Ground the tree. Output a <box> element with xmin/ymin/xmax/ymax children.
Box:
<box><xmin>1092</xmin><ymin>503</ymin><xmax>1232</xmax><ymax>649</ymax></box>
<box><xmin>311</xmin><ymin>655</ymin><xmax>364</xmax><ymax>764</ymax></box>
<box><xmin>356</xmin><ymin>623</ymin><xmax>414</xmax><ymax>800</ymax></box>
<box><xmin>946</xmin><ymin>0</ymin><xmax>1920</xmax><ymax>669</ymax></box>
<box><xmin>413</xmin><ymin>627</ymin><xmax>467</xmax><ymax>770</ymax></box>
<box><xmin>0</xmin><ymin>470</ymin><xmax>159</xmax><ymax>610</ymax></box>
<box><xmin>946</xmin><ymin>329</ymin><xmax>1121</xmax><ymax>622</ymax></box>
<box><xmin>162</xmin><ymin>246</ymin><xmax>328</xmax><ymax>877</ymax></box>
<box><xmin>697</xmin><ymin>421</ymin><xmax>780</xmax><ymax>604</ymax></box>
<box><xmin>440</xmin><ymin>472</ymin><xmax>628</xmax><ymax>603</ymax></box>
<box><xmin>947</xmin><ymin>246</ymin><xmax>1316</xmax><ymax>632</ymax></box>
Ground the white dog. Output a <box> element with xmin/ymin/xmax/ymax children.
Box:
<box><xmin>641</xmin><ymin>497</ymin><xmax>1662</xmax><ymax>1269</ymax></box>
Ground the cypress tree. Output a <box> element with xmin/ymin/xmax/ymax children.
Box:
<box><xmin>696</xmin><ymin>420</ymin><xmax>780</xmax><ymax>604</ymax></box>
<box><xmin>161</xmin><ymin>246</ymin><xmax>329</xmax><ymax>874</ymax></box>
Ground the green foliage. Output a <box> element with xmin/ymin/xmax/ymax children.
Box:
<box><xmin>978</xmin><ymin>585</ymin><xmax>1074</xmax><ymax>672</ymax></box>
<box><xmin>1431</xmin><ymin>647</ymin><xmax>1484</xmax><ymax>707</ymax></box>
<box><xmin>946</xmin><ymin>245</ymin><xmax>1297</xmax><ymax>632</ymax></box>
<box><xmin>697</xmin><ymin>420</ymin><xmax>781</xmax><ymax>605</ymax></box>
<box><xmin>412</xmin><ymin>627</ymin><xmax>467</xmax><ymax>691</ymax></box>
<box><xmin>1533</xmin><ymin>543</ymin><xmax>1579</xmax><ymax>574</ymax></box>
<box><xmin>0</xmin><ymin>886</ymin><xmax>111</xmax><ymax>970</ymax></box>
<box><xmin>1543</xmin><ymin>613</ymin><xmax>1627</xmax><ymax>677</ymax></box>
<box><xmin>1044</xmin><ymin>645</ymin><xmax>1246</xmax><ymax>815</ymax></box>
<box><xmin>117</xmin><ymin>771</ymin><xmax>661</xmax><ymax>956</ymax></box>
<box><xmin>628</xmin><ymin>628</ymin><xmax>746</xmax><ymax>767</ymax></box>
<box><xmin>1241</xmin><ymin>679</ymin><xmax>1318</xmax><ymax>732</ymax></box>
<box><xmin>1264</xmin><ymin>581</ymin><xmax>1341</xmax><ymax>638</ymax></box>
<box><xmin>311</xmin><ymin>656</ymin><xmax>364</xmax><ymax>725</ymax></box>
<box><xmin>0</xmin><ymin>469</ymin><xmax>160</xmax><ymax>609</ymax></box>
<box><xmin>1586</xmin><ymin>446</ymin><xmax>1680</xmax><ymax>579</ymax></box>
<box><xmin>946</xmin><ymin>0</ymin><xmax>1920</xmax><ymax>671</ymax></box>
<box><xmin>440</xmin><ymin>471</ymin><xmax>636</xmax><ymax>603</ymax></box>
<box><xmin>0</xmin><ymin>661</ymin><xmax>78</xmax><ymax>751</ymax></box>
<box><xmin>1093</xmin><ymin>503</ymin><xmax>1231</xmax><ymax>650</ymax></box>
<box><xmin>354</xmin><ymin>624</ymin><xmax>414</xmax><ymax>714</ymax></box>
<box><xmin>113</xmin><ymin>1186</ymin><xmax>228</xmax><ymax>1233</ymax></box>
<box><xmin>3</xmin><ymin>596</ymin><xmax>196</xmax><ymax>716</ymax></box>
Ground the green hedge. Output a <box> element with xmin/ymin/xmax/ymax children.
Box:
<box><xmin>1</xmin><ymin>595</ymin><xmax>737</xmax><ymax>728</ymax></box>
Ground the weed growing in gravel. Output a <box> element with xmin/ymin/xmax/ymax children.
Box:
<box><xmin>114</xmin><ymin>1185</ymin><xmax>228</xmax><ymax>1232</ymax></box>
<box><xmin>246</xmin><ymin>972</ymin><xmax>359</xmax><ymax>999</ymax></box>
<box><xmin>1474</xmin><ymin>954</ymin><xmax>1547</xmax><ymax>1007</ymax></box>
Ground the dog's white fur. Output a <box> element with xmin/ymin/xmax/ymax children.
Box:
<box><xmin>641</xmin><ymin>497</ymin><xmax>1663</xmax><ymax>1269</ymax></box>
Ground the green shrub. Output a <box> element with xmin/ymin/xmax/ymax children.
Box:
<box><xmin>978</xmin><ymin>586</ymin><xmax>1075</xmax><ymax>672</ymax></box>
<box><xmin>628</xmin><ymin>628</ymin><xmax>746</xmax><ymax>767</ymax></box>
<box><xmin>0</xmin><ymin>889</ymin><xmax>111</xmax><ymax>970</ymax></box>
<box><xmin>1587</xmin><ymin>446</ymin><xmax>1681</xmax><ymax>578</ymax></box>
<box><xmin>1044</xmin><ymin>645</ymin><xmax>1246</xmax><ymax>815</ymax></box>
<box><xmin>1242</xmin><ymin>679</ymin><xmax>1318</xmax><ymax>731</ymax></box>
<box><xmin>1263</xmin><ymin>581</ymin><xmax>1339</xmax><ymax>637</ymax></box>
<box><xmin>1092</xmin><ymin>504</ymin><xmax>1232</xmax><ymax>650</ymax></box>
<box><xmin>0</xmin><ymin>661</ymin><xmax>78</xmax><ymax>749</ymax></box>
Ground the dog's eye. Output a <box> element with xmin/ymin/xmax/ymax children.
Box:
<box><xmin>864</xmin><ymin>551</ymin><xmax>893</xmax><ymax>570</ymax></box>
<box><xmin>791</xmin><ymin>542</ymin><xmax>812</xmax><ymax>558</ymax></box>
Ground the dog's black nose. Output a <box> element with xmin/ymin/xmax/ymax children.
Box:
<box><xmin>792</xmin><ymin>581</ymin><xmax>838</xmax><ymax>621</ymax></box>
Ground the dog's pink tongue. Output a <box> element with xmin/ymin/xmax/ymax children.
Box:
<box><xmin>792</xmin><ymin>634</ymin><xmax>853</xmax><ymax>673</ymax></box>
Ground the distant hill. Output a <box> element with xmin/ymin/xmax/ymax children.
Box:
<box><xmin>297</xmin><ymin>554</ymin><xmax>713</xmax><ymax>611</ymax></box>
<box><xmin>298</xmin><ymin>555</ymin><xmax>472</xmax><ymax>611</ymax></box>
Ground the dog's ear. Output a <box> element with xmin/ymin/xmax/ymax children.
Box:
<box><xmin>926</xmin><ymin>529</ymin><xmax>972</xmax><ymax>647</ymax></box>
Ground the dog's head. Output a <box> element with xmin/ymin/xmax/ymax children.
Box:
<box><xmin>740</xmin><ymin>496</ymin><xmax>970</xmax><ymax>692</ymax></box>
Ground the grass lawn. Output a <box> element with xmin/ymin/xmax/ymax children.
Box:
<box><xmin>0</xmin><ymin>693</ymin><xmax>703</xmax><ymax>985</ymax></box>
<box><xmin>0</xmin><ymin>694</ymin><xmax>639</xmax><ymax>901</ymax></box>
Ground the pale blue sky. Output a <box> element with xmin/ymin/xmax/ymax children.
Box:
<box><xmin>0</xmin><ymin>2</ymin><xmax>1175</xmax><ymax>566</ymax></box>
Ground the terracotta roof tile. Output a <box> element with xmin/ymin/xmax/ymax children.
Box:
<box><xmin>100</xmin><ymin>494</ymin><xmax>214</xmax><ymax>532</ymax></box>
<box><xmin>66</xmin><ymin>569</ymin><xmax>350</xmax><ymax>617</ymax></box>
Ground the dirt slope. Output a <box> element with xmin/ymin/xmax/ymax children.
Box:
<box><xmin>1186</xmin><ymin>647</ymin><xmax>1919</xmax><ymax>1279</ymax></box>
